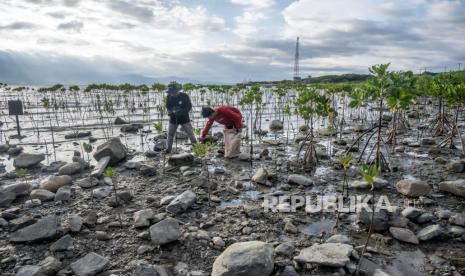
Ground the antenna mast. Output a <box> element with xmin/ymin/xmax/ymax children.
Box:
<box><xmin>293</xmin><ymin>37</ymin><xmax>301</xmax><ymax>81</ymax></box>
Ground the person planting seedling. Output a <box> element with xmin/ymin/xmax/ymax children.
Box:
<box><xmin>199</xmin><ymin>105</ymin><xmax>243</xmax><ymax>158</ymax></box>
<box><xmin>165</xmin><ymin>81</ymin><xmax>197</xmax><ymax>154</ymax></box>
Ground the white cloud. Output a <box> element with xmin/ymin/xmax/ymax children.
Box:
<box><xmin>230</xmin><ymin>0</ymin><xmax>275</xmax><ymax>9</ymax></box>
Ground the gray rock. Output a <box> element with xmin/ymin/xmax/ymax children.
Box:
<box><xmin>446</xmin><ymin>160</ymin><xmax>465</xmax><ymax>173</ymax></box>
<box><xmin>134</xmin><ymin>209</ymin><xmax>154</xmax><ymax>228</ymax></box>
<box><xmin>70</xmin><ymin>252</ymin><xmax>109</xmax><ymax>276</ymax></box>
<box><xmin>281</xmin><ymin>266</ymin><xmax>299</xmax><ymax>276</ymax></box>
<box><xmin>435</xmin><ymin>209</ymin><xmax>453</xmax><ymax>219</ymax></box>
<box><xmin>76</xmin><ymin>177</ymin><xmax>99</xmax><ymax>188</ymax></box>
<box><xmin>212</xmin><ymin>241</ymin><xmax>274</xmax><ymax>276</ymax></box>
<box><xmin>93</xmin><ymin>137</ymin><xmax>127</xmax><ymax>165</ymax></box>
<box><xmin>166</xmin><ymin>190</ymin><xmax>196</xmax><ymax>214</ymax></box>
<box><xmin>252</xmin><ymin>167</ymin><xmax>268</xmax><ymax>184</ymax></box>
<box><xmin>449</xmin><ymin>213</ymin><xmax>465</xmax><ymax>226</ymax></box>
<box><xmin>117</xmin><ymin>190</ymin><xmax>133</xmax><ymax>202</ymax></box>
<box><xmin>160</xmin><ymin>195</ymin><xmax>175</xmax><ymax>205</ymax></box>
<box><xmin>50</xmin><ymin>234</ymin><xmax>74</xmax><ymax>252</ymax></box>
<box><xmin>294</xmin><ymin>243</ymin><xmax>354</xmax><ymax>267</ymax></box>
<box><xmin>30</xmin><ymin>189</ymin><xmax>55</xmax><ymax>202</ymax></box>
<box><xmin>417</xmin><ymin>224</ymin><xmax>444</xmax><ymax>241</ymax></box>
<box><xmin>167</xmin><ymin>153</ymin><xmax>194</xmax><ymax>166</ymax></box>
<box><xmin>55</xmin><ymin>186</ymin><xmax>72</xmax><ymax>201</ymax></box>
<box><xmin>349</xmin><ymin>177</ymin><xmax>388</xmax><ymax>189</ymax></box>
<box><xmin>0</xmin><ymin>190</ymin><xmax>16</xmax><ymax>207</ymax></box>
<box><xmin>448</xmin><ymin>226</ymin><xmax>465</xmax><ymax>237</ymax></box>
<box><xmin>415</xmin><ymin>212</ymin><xmax>434</xmax><ymax>224</ymax></box>
<box><xmin>39</xmin><ymin>175</ymin><xmax>72</xmax><ymax>192</ymax></box>
<box><xmin>288</xmin><ymin>174</ymin><xmax>313</xmax><ymax>186</ymax></box>
<box><xmin>13</xmin><ymin>153</ymin><xmax>45</xmax><ymax>168</ymax></box>
<box><xmin>269</xmin><ymin>120</ymin><xmax>284</xmax><ymax>131</ymax></box>
<box><xmin>149</xmin><ymin>217</ymin><xmax>181</xmax><ymax>245</ymax></box>
<box><xmin>358</xmin><ymin>208</ymin><xmax>389</xmax><ymax>232</ymax></box>
<box><xmin>59</xmin><ymin>162</ymin><xmax>83</xmax><ymax>175</ymax></box>
<box><xmin>69</xmin><ymin>215</ymin><xmax>83</xmax><ymax>232</ymax></box>
<box><xmin>92</xmin><ymin>187</ymin><xmax>112</xmax><ymax>199</ymax></box>
<box><xmin>132</xmin><ymin>265</ymin><xmax>169</xmax><ymax>276</ymax></box>
<box><xmin>401</xmin><ymin>207</ymin><xmax>423</xmax><ymax>219</ymax></box>
<box><xmin>274</xmin><ymin>242</ymin><xmax>295</xmax><ymax>257</ymax></box>
<box><xmin>65</xmin><ymin>131</ymin><xmax>91</xmax><ymax>139</ymax></box>
<box><xmin>139</xmin><ymin>164</ymin><xmax>157</xmax><ymax>176</ymax></box>
<box><xmin>38</xmin><ymin>256</ymin><xmax>62</xmax><ymax>275</ymax></box>
<box><xmin>41</xmin><ymin>161</ymin><xmax>67</xmax><ymax>173</ymax></box>
<box><xmin>121</xmin><ymin>123</ymin><xmax>143</xmax><ymax>133</ymax></box>
<box><xmin>389</xmin><ymin>227</ymin><xmax>419</xmax><ymax>244</ymax></box>
<box><xmin>9</xmin><ymin>215</ymin><xmax>36</xmax><ymax>231</ymax></box>
<box><xmin>439</xmin><ymin>179</ymin><xmax>465</xmax><ymax>197</ymax></box>
<box><xmin>10</xmin><ymin>215</ymin><xmax>58</xmax><ymax>243</ymax></box>
<box><xmin>4</xmin><ymin>182</ymin><xmax>33</xmax><ymax>197</ymax></box>
<box><xmin>421</xmin><ymin>138</ymin><xmax>436</xmax><ymax>146</ymax></box>
<box><xmin>326</xmin><ymin>234</ymin><xmax>350</xmax><ymax>244</ymax></box>
<box><xmin>16</xmin><ymin>265</ymin><xmax>42</xmax><ymax>276</ymax></box>
<box><xmin>91</xmin><ymin>156</ymin><xmax>110</xmax><ymax>177</ymax></box>
<box><xmin>114</xmin><ymin>117</ymin><xmax>128</xmax><ymax>125</ymax></box>
<box><xmin>396</xmin><ymin>179</ymin><xmax>430</xmax><ymax>197</ymax></box>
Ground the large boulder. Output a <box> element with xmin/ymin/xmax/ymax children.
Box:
<box><xmin>3</xmin><ymin>182</ymin><xmax>33</xmax><ymax>197</ymax></box>
<box><xmin>120</xmin><ymin>124</ymin><xmax>143</xmax><ymax>133</ymax></box>
<box><xmin>294</xmin><ymin>243</ymin><xmax>353</xmax><ymax>268</ymax></box>
<box><xmin>416</xmin><ymin>224</ymin><xmax>444</xmax><ymax>241</ymax></box>
<box><xmin>167</xmin><ymin>153</ymin><xmax>194</xmax><ymax>166</ymax></box>
<box><xmin>39</xmin><ymin>175</ymin><xmax>72</xmax><ymax>192</ymax></box>
<box><xmin>149</xmin><ymin>217</ymin><xmax>181</xmax><ymax>245</ymax></box>
<box><xmin>395</xmin><ymin>179</ymin><xmax>430</xmax><ymax>197</ymax></box>
<box><xmin>114</xmin><ymin>117</ymin><xmax>128</xmax><ymax>125</ymax></box>
<box><xmin>13</xmin><ymin>153</ymin><xmax>45</xmax><ymax>169</ymax></box>
<box><xmin>439</xmin><ymin>179</ymin><xmax>465</xmax><ymax>197</ymax></box>
<box><xmin>358</xmin><ymin>208</ymin><xmax>389</xmax><ymax>232</ymax></box>
<box><xmin>269</xmin><ymin>120</ymin><xmax>284</xmax><ymax>131</ymax></box>
<box><xmin>133</xmin><ymin>209</ymin><xmax>154</xmax><ymax>228</ymax></box>
<box><xmin>93</xmin><ymin>137</ymin><xmax>127</xmax><ymax>165</ymax></box>
<box><xmin>212</xmin><ymin>241</ymin><xmax>274</xmax><ymax>276</ymax></box>
<box><xmin>10</xmin><ymin>215</ymin><xmax>58</xmax><ymax>243</ymax></box>
<box><xmin>288</xmin><ymin>174</ymin><xmax>313</xmax><ymax>186</ymax></box>
<box><xmin>58</xmin><ymin>162</ymin><xmax>83</xmax><ymax>175</ymax></box>
<box><xmin>166</xmin><ymin>190</ymin><xmax>196</xmax><ymax>214</ymax></box>
<box><xmin>30</xmin><ymin>189</ymin><xmax>55</xmax><ymax>202</ymax></box>
<box><xmin>70</xmin><ymin>252</ymin><xmax>109</xmax><ymax>276</ymax></box>
<box><xmin>0</xmin><ymin>191</ymin><xmax>16</xmax><ymax>207</ymax></box>
<box><xmin>389</xmin><ymin>227</ymin><xmax>419</xmax><ymax>244</ymax></box>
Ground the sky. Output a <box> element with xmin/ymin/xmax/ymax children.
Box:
<box><xmin>0</xmin><ymin>0</ymin><xmax>465</xmax><ymax>84</ymax></box>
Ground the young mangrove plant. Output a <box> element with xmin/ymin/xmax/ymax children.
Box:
<box><xmin>347</xmin><ymin>64</ymin><xmax>394</xmax><ymax>171</ymax></box>
<box><xmin>355</xmin><ymin>163</ymin><xmax>380</xmax><ymax>276</ymax></box>
<box><xmin>193</xmin><ymin>142</ymin><xmax>215</xmax><ymax>206</ymax></box>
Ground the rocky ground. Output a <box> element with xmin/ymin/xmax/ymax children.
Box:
<box><xmin>1</xmin><ymin>117</ymin><xmax>465</xmax><ymax>276</ymax></box>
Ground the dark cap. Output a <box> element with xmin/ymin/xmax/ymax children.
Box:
<box><xmin>167</xmin><ymin>81</ymin><xmax>181</xmax><ymax>93</ymax></box>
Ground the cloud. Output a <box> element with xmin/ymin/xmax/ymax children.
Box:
<box><xmin>280</xmin><ymin>0</ymin><xmax>465</xmax><ymax>73</ymax></box>
<box><xmin>0</xmin><ymin>22</ymin><xmax>36</xmax><ymax>31</ymax></box>
<box><xmin>62</xmin><ymin>0</ymin><xmax>80</xmax><ymax>6</ymax></box>
<box><xmin>57</xmin><ymin>20</ymin><xmax>83</xmax><ymax>33</ymax></box>
<box><xmin>230</xmin><ymin>0</ymin><xmax>275</xmax><ymax>9</ymax></box>
<box><xmin>107</xmin><ymin>0</ymin><xmax>154</xmax><ymax>22</ymax></box>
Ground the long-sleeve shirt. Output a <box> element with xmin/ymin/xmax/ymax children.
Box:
<box><xmin>166</xmin><ymin>92</ymin><xmax>192</xmax><ymax>125</ymax></box>
<box><xmin>201</xmin><ymin>106</ymin><xmax>243</xmax><ymax>138</ymax></box>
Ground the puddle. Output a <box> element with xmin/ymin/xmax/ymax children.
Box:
<box><xmin>299</xmin><ymin>217</ymin><xmax>334</xmax><ymax>236</ymax></box>
<box><xmin>384</xmin><ymin>249</ymin><xmax>427</xmax><ymax>276</ymax></box>
<box><xmin>314</xmin><ymin>166</ymin><xmax>333</xmax><ymax>177</ymax></box>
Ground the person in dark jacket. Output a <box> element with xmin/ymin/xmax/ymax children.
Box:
<box><xmin>165</xmin><ymin>81</ymin><xmax>197</xmax><ymax>153</ymax></box>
